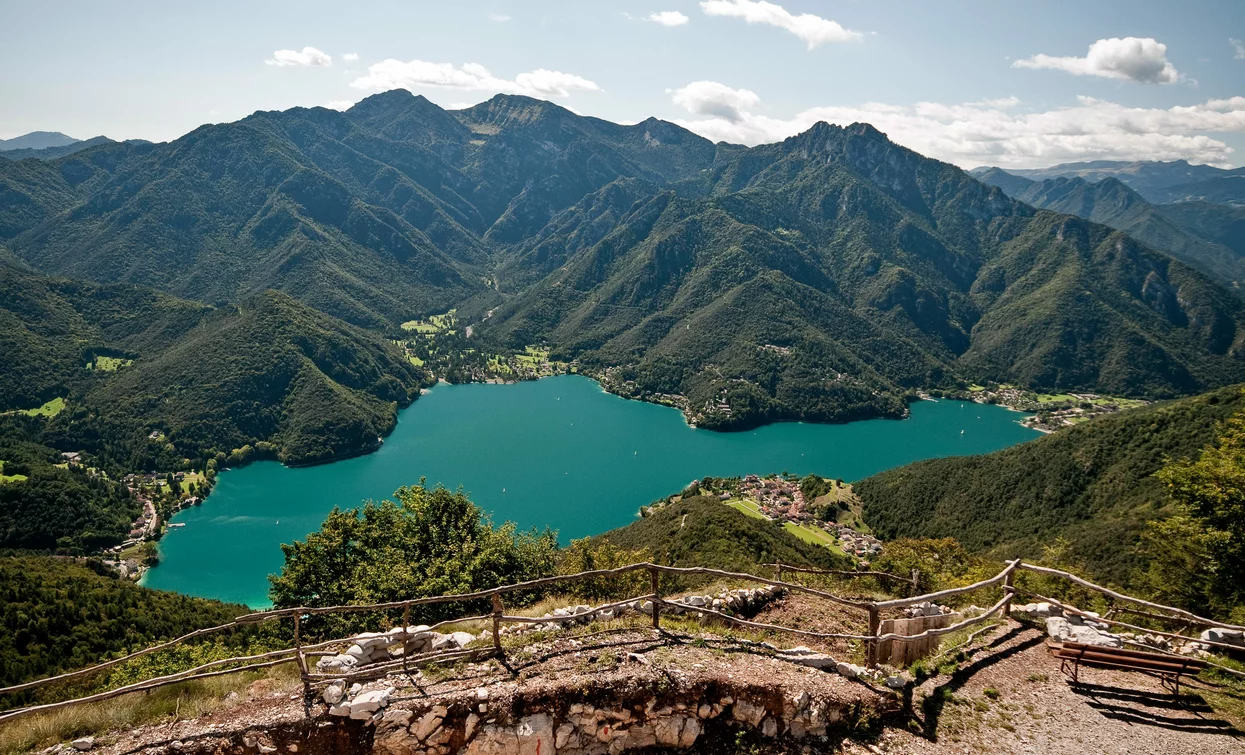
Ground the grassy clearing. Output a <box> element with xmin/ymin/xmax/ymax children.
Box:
<box><xmin>87</xmin><ymin>356</ymin><xmax>133</xmax><ymax>372</ymax></box>
<box><xmin>400</xmin><ymin>321</ymin><xmax>439</xmax><ymax>333</ymax></box>
<box><xmin>177</xmin><ymin>472</ymin><xmax>206</xmax><ymax>495</ymax></box>
<box><xmin>726</xmin><ymin>499</ymin><xmax>767</xmax><ymax>520</ymax></box>
<box><xmin>0</xmin><ymin>665</ymin><xmax>299</xmax><ymax>755</ymax></box>
<box><xmin>0</xmin><ymin>461</ymin><xmax>26</xmax><ymax>485</ymax></box>
<box><xmin>3</xmin><ymin>398</ymin><xmax>66</xmax><ymax>418</ymax></box>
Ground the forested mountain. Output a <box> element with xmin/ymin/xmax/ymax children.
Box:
<box><xmin>975</xmin><ymin>169</ymin><xmax>1245</xmax><ymax>289</ymax></box>
<box><xmin>0</xmin><ymin>260</ymin><xmax>427</xmax><ymax>469</ymax></box>
<box><xmin>856</xmin><ymin>384</ymin><xmax>1245</xmax><ymax>588</ymax></box>
<box><xmin>0</xmin><ymin>556</ymin><xmax>247</xmax><ymax>688</ymax></box>
<box><xmin>5</xmin><ymin>91</ymin><xmax>1245</xmax><ymax>430</ymax></box>
<box><xmin>973</xmin><ymin>159</ymin><xmax>1245</xmax><ymax>205</ymax></box>
<box><xmin>484</xmin><ymin>122</ymin><xmax>1245</xmax><ymax>427</ymax></box>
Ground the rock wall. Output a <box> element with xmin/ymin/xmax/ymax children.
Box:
<box><xmin>370</xmin><ymin>678</ymin><xmax>873</xmax><ymax>755</ymax></box>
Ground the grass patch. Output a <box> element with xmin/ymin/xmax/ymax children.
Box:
<box><xmin>0</xmin><ymin>461</ymin><xmax>27</xmax><ymax>485</ymax></box>
<box><xmin>726</xmin><ymin>499</ymin><xmax>768</xmax><ymax>521</ymax></box>
<box><xmin>4</xmin><ymin>398</ymin><xmax>66</xmax><ymax>418</ymax></box>
<box><xmin>87</xmin><ymin>356</ymin><xmax>133</xmax><ymax>372</ymax></box>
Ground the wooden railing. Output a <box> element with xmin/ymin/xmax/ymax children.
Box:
<box><xmin>4</xmin><ymin>558</ymin><xmax>1241</xmax><ymax>725</ymax></box>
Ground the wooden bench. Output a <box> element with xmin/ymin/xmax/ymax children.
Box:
<box><xmin>1047</xmin><ymin>641</ymin><xmax>1208</xmax><ymax>694</ymax></box>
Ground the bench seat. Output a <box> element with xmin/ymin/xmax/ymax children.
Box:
<box><xmin>1047</xmin><ymin>641</ymin><xmax>1207</xmax><ymax>693</ymax></box>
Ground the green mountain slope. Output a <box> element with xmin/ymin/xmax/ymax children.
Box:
<box><xmin>975</xmin><ymin>171</ymin><xmax>1245</xmax><ymax>289</ymax></box>
<box><xmin>1</xmin><ymin>261</ymin><xmax>427</xmax><ymax>468</ymax></box>
<box><xmin>7</xmin><ymin>94</ymin><xmax>1245</xmax><ymax>431</ymax></box>
<box><xmin>485</xmin><ymin>123</ymin><xmax>1245</xmax><ymax>428</ymax></box>
<box><xmin>596</xmin><ymin>495</ymin><xmax>848</xmax><ymax>572</ymax></box>
<box><xmin>0</xmin><ymin>555</ymin><xmax>246</xmax><ymax>688</ymax></box>
<box><xmin>856</xmin><ymin>385</ymin><xmax>1245</xmax><ymax>587</ymax></box>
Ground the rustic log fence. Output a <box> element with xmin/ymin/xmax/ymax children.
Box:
<box><xmin>3</xmin><ymin>558</ymin><xmax>1241</xmax><ymax>725</ymax></box>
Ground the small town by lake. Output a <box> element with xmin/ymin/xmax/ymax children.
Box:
<box><xmin>142</xmin><ymin>375</ymin><xmax>1041</xmax><ymax>607</ymax></box>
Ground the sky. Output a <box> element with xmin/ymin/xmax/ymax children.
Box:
<box><xmin>2</xmin><ymin>0</ymin><xmax>1244</xmax><ymax>169</ymax></box>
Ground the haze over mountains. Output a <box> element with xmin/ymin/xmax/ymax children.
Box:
<box><xmin>973</xmin><ymin>160</ymin><xmax>1245</xmax><ymax>206</ymax></box>
<box><xmin>0</xmin><ymin>131</ymin><xmax>80</xmax><ymax>151</ymax></box>
<box><xmin>4</xmin><ymin>89</ymin><xmax>1245</xmax><ymax>432</ymax></box>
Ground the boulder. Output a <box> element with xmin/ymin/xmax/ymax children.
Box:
<box><xmin>1202</xmin><ymin>628</ymin><xmax>1245</xmax><ymax>647</ymax></box>
<box><xmin>449</xmin><ymin>631</ymin><xmax>476</xmax><ymax>649</ymax></box>
<box><xmin>322</xmin><ymin>681</ymin><xmax>345</xmax><ymax>705</ymax></box>
<box><xmin>71</xmin><ymin>738</ymin><xmax>94</xmax><ymax>751</ymax></box>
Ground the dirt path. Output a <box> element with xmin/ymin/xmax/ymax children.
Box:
<box><xmin>861</xmin><ymin>623</ymin><xmax>1245</xmax><ymax>754</ymax></box>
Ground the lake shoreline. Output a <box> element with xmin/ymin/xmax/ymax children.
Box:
<box><xmin>142</xmin><ymin>376</ymin><xmax>1041</xmax><ymax>607</ymax></box>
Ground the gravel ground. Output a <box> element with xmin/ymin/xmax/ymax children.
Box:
<box><xmin>851</xmin><ymin>623</ymin><xmax>1245</xmax><ymax>755</ymax></box>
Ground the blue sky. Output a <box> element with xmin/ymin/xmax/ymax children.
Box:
<box><xmin>2</xmin><ymin>0</ymin><xmax>1244</xmax><ymax>167</ymax></box>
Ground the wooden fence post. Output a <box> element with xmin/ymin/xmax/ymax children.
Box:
<box><xmin>774</xmin><ymin>563</ymin><xmax>783</xmax><ymax>583</ymax></box>
<box><xmin>401</xmin><ymin>602</ymin><xmax>412</xmax><ymax>677</ymax></box>
<box><xmin>910</xmin><ymin>569</ymin><xmax>920</xmax><ymax>599</ymax></box>
<box><xmin>650</xmin><ymin>567</ymin><xmax>661</xmax><ymax>630</ymax></box>
<box><xmin>491</xmin><ymin>593</ymin><xmax>504</xmax><ymax>655</ymax></box>
<box><xmin>1003</xmin><ymin>560</ymin><xmax>1019</xmax><ymax>618</ymax></box>
<box><xmin>293</xmin><ymin>614</ymin><xmax>309</xmax><ymax>694</ymax></box>
<box><xmin>866</xmin><ymin>605</ymin><xmax>880</xmax><ymax>668</ymax></box>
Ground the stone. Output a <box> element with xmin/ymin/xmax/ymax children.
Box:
<box><xmin>1046</xmin><ymin>616</ymin><xmax>1121</xmax><ymax>647</ymax></box>
<box><xmin>1202</xmin><ymin>628</ymin><xmax>1245</xmax><ymax>646</ymax></box>
<box><xmin>415</xmin><ymin>707</ymin><xmax>448</xmax><ymax>741</ymax></box>
<box><xmin>653</xmin><ymin>717</ymin><xmax>683</xmax><ymax>746</ymax></box>
<box><xmin>382</xmin><ymin>708</ymin><xmax>413</xmax><ymax>726</ymax></box>
<box><xmin>885</xmin><ymin>675</ymin><xmax>907</xmax><ymax>690</ymax></box>
<box><xmin>449</xmin><ymin>631</ymin><xmax>477</xmax><ymax>648</ymax></box>
<box><xmin>697</xmin><ymin>704</ymin><xmax>712</xmax><ymax>719</ymax></box>
<box><xmin>732</xmin><ymin>699</ymin><xmax>766</xmax><ymax>727</ymax></box>
<box><xmin>761</xmin><ymin>717</ymin><xmax>779</xmax><ymax>738</ymax></box>
<box><xmin>328</xmin><ymin>704</ymin><xmax>351</xmax><ymax>717</ymax></box>
<box><xmin>516</xmin><ymin>713</ymin><xmax>554</xmax><ymax>755</ymax></box>
<box><xmin>465</xmin><ymin>713</ymin><xmax>480</xmax><ymax>741</ymax></box>
<box><xmin>555</xmin><ymin>723</ymin><xmax>576</xmax><ymax>749</ymax></box>
<box><xmin>345</xmin><ymin>644</ymin><xmax>368</xmax><ymax>660</ymax></box>
<box><xmin>678</xmin><ymin>717</ymin><xmax>701</xmax><ymax>747</ymax></box>
<box><xmin>792</xmin><ymin>691</ymin><xmax>810</xmax><ymax>712</ymax></box>
<box><xmin>322</xmin><ymin>681</ymin><xmax>346</xmax><ymax>705</ymax></box>
<box><xmin>71</xmin><ymin>738</ymin><xmax>94</xmax><ymax>751</ymax></box>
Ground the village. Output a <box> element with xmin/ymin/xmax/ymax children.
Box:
<box><xmin>644</xmin><ymin>473</ymin><xmax>884</xmax><ymax>561</ymax></box>
<box><xmin>937</xmin><ymin>383</ymin><xmax>1151</xmax><ymax>432</ymax></box>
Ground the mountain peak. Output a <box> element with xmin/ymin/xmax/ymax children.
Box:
<box><xmin>0</xmin><ymin>131</ymin><xmax>80</xmax><ymax>151</ymax></box>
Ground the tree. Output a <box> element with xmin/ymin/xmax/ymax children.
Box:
<box><xmin>269</xmin><ymin>482</ymin><xmax>558</xmax><ymax>635</ymax></box>
<box><xmin>1147</xmin><ymin>414</ymin><xmax>1245</xmax><ymax>619</ymax></box>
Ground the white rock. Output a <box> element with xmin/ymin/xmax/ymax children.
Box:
<box><xmin>322</xmin><ymin>681</ymin><xmax>345</xmax><ymax>705</ymax></box>
<box><xmin>71</xmin><ymin>738</ymin><xmax>94</xmax><ymax>751</ymax></box>
<box><xmin>449</xmin><ymin>631</ymin><xmax>476</xmax><ymax>648</ymax></box>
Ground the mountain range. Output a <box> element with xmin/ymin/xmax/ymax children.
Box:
<box><xmin>974</xmin><ymin>169</ymin><xmax>1245</xmax><ymax>290</ymax></box>
<box><xmin>973</xmin><ymin>159</ymin><xmax>1245</xmax><ymax>206</ymax></box>
<box><xmin>0</xmin><ymin>131</ymin><xmax>80</xmax><ymax>151</ymax></box>
<box><xmin>4</xmin><ymin>90</ymin><xmax>1245</xmax><ymax>432</ymax></box>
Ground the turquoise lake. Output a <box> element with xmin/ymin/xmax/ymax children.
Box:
<box><xmin>142</xmin><ymin>375</ymin><xmax>1040</xmax><ymax>607</ymax></box>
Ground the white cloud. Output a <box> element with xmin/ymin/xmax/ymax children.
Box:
<box><xmin>489</xmin><ymin>13</ymin><xmax>511</xmax><ymax>22</ymax></box>
<box><xmin>325</xmin><ymin>100</ymin><xmax>355</xmax><ymax>111</ymax></box>
<box><xmin>1013</xmin><ymin>37</ymin><xmax>1179</xmax><ymax>84</ymax></box>
<box><xmin>351</xmin><ymin>60</ymin><xmax>601</xmax><ymax>99</ymax></box>
<box><xmin>668</xmin><ymin>81</ymin><xmax>760</xmax><ymax>122</ymax></box>
<box><xmin>668</xmin><ymin>82</ymin><xmax>1245</xmax><ymax>168</ymax></box>
<box><xmin>342</xmin><ymin>53</ymin><xmax>359</xmax><ymax>62</ymax></box>
<box><xmin>700</xmin><ymin>0</ymin><xmax>861</xmax><ymax>48</ymax></box>
<box><xmin>649</xmin><ymin>10</ymin><xmax>689</xmax><ymax>26</ymax></box>
<box><xmin>1232</xmin><ymin>38</ymin><xmax>1245</xmax><ymax>60</ymax></box>
<box><xmin>265</xmin><ymin>46</ymin><xmax>332</xmax><ymax>67</ymax></box>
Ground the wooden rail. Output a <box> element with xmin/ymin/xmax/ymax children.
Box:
<box><xmin>16</xmin><ymin>556</ymin><xmax>1234</xmax><ymax>725</ymax></box>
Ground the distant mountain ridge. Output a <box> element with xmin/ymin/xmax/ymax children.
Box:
<box><xmin>974</xmin><ymin>169</ymin><xmax>1245</xmax><ymax>289</ymax></box>
<box><xmin>0</xmin><ymin>135</ymin><xmax>151</xmax><ymax>161</ymax></box>
<box><xmin>4</xmin><ymin>91</ymin><xmax>1245</xmax><ymax>429</ymax></box>
<box><xmin>971</xmin><ymin>159</ymin><xmax>1245</xmax><ymax>206</ymax></box>
<box><xmin>0</xmin><ymin>131</ymin><xmax>79</xmax><ymax>151</ymax></box>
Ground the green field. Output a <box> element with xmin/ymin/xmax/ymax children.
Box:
<box><xmin>0</xmin><ymin>461</ymin><xmax>27</xmax><ymax>485</ymax></box>
<box><xmin>727</xmin><ymin>499</ymin><xmax>845</xmax><ymax>554</ymax></box>
<box><xmin>87</xmin><ymin>355</ymin><xmax>133</xmax><ymax>371</ymax></box>
<box><xmin>5</xmin><ymin>397</ymin><xmax>66</xmax><ymax>417</ymax></box>
<box><xmin>727</xmin><ymin>499</ymin><xmax>768</xmax><ymax>520</ymax></box>
<box><xmin>400</xmin><ymin>321</ymin><xmax>439</xmax><ymax>333</ymax></box>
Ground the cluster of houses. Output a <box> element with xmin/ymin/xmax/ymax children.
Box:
<box><xmin>826</xmin><ymin>523</ymin><xmax>883</xmax><ymax>558</ymax></box>
<box><xmin>738</xmin><ymin>474</ymin><xmax>813</xmax><ymax>521</ymax></box>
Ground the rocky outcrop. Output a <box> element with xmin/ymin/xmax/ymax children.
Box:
<box><xmin>317</xmin><ymin>628</ymin><xmax>478</xmax><ymax>675</ymax></box>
